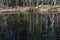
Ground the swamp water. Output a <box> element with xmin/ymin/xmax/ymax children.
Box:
<box><xmin>0</xmin><ymin>13</ymin><xmax>60</xmax><ymax>40</ymax></box>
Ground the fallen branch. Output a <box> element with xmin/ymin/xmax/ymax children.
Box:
<box><xmin>0</xmin><ymin>5</ymin><xmax>60</xmax><ymax>14</ymax></box>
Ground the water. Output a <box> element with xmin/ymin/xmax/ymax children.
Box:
<box><xmin>0</xmin><ymin>0</ymin><xmax>60</xmax><ymax>40</ymax></box>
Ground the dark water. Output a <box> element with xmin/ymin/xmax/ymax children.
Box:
<box><xmin>0</xmin><ymin>0</ymin><xmax>60</xmax><ymax>40</ymax></box>
<box><xmin>0</xmin><ymin>13</ymin><xmax>60</xmax><ymax>40</ymax></box>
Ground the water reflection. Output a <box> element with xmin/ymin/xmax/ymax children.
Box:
<box><xmin>0</xmin><ymin>13</ymin><xmax>60</xmax><ymax>40</ymax></box>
